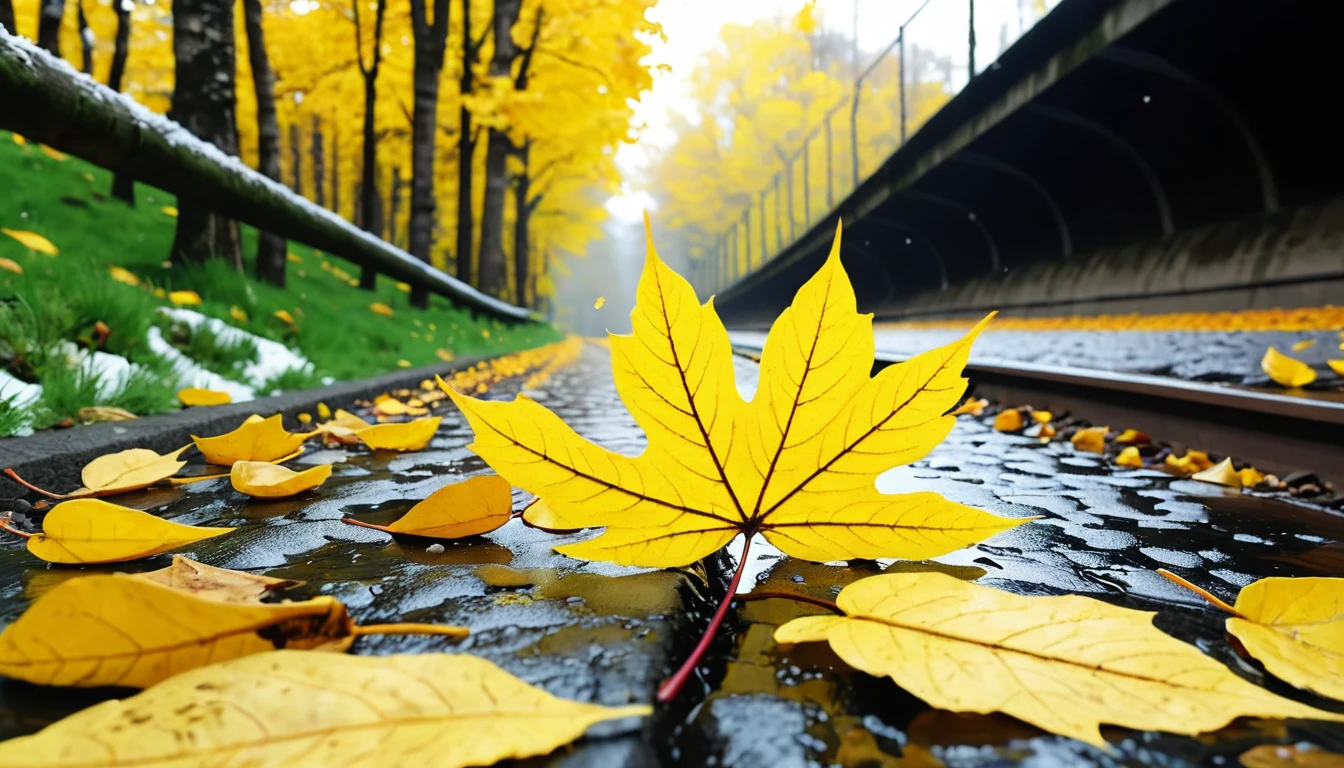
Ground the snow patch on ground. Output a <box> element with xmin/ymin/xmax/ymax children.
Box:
<box><xmin>158</xmin><ymin>308</ymin><xmax>314</xmax><ymax>389</ymax></box>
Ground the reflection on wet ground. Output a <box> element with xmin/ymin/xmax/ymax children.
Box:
<box><xmin>1</xmin><ymin>343</ymin><xmax>1342</xmax><ymax>765</ymax></box>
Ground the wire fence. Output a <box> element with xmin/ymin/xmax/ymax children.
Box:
<box><xmin>692</xmin><ymin>0</ymin><xmax>1061</xmax><ymax>296</ymax></box>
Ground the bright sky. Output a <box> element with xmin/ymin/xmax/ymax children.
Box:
<box><xmin>607</xmin><ymin>0</ymin><xmax>1055</xmax><ymax>220</ymax></box>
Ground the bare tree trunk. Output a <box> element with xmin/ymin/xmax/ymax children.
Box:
<box><xmin>0</xmin><ymin>0</ymin><xmax>15</xmax><ymax>40</ymax></box>
<box><xmin>331</xmin><ymin>129</ymin><xmax>340</xmax><ymax>215</ymax></box>
<box><xmin>407</xmin><ymin>0</ymin><xmax>450</xmax><ymax>309</ymax></box>
<box><xmin>311</xmin><ymin>115</ymin><xmax>325</xmax><ymax>208</ymax></box>
<box><xmin>108</xmin><ymin>0</ymin><xmax>134</xmax><ymax>205</ymax></box>
<box><xmin>388</xmin><ymin>165</ymin><xmax>401</xmax><ymax>247</ymax></box>
<box><xmin>454</xmin><ymin>0</ymin><xmax>475</xmax><ymax>287</ymax></box>
<box><xmin>169</xmin><ymin>0</ymin><xmax>242</xmax><ymax>270</ymax></box>
<box><xmin>512</xmin><ymin>142</ymin><xmax>531</xmax><ymax>307</ymax></box>
<box><xmin>476</xmin><ymin>0</ymin><xmax>521</xmax><ymax>299</ymax></box>
<box><xmin>36</xmin><ymin>0</ymin><xmax>63</xmax><ymax>56</ymax></box>
<box><xmin>289</xmin><ymin>121</ymin><xmax>302</xmax><ymax>193</ymax></box>
<box><xmin>356</xmin><ymin>0</ymin><xmax>387</xmax><ymax>291</ymax></box>
<box><xmin>75</xmin><ymin>0</ymin><xmax>92</xmax><ymax>73</ymax></box>
<box><xmin>243</xmin><ymin>0</ymin><xmax>286</xmax><ymax>287</ymax></box>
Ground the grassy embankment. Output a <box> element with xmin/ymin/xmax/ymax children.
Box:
<box><xmin>0</xmin><ymin>132</ymin><xmax>557</xmax><ymax>435</ymax></box>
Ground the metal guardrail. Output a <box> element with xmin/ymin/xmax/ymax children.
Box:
<box><xmin>0</xmin><ymin>29</ymin><xmax>533</xmax><ymax>322</ymax></box>
<box><xmin>692</xmin><ymin>0</ymin><xmax>1059</xmax><ymax>298</ymax></box>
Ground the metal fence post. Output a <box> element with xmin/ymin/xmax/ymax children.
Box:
<box><xmin>968</xmin><ymin>0</ymin><xmax>977</xmax><ymax>78</ymax></box>
<box><xmin>742</xmin><ymin>209</ymin><xmax>750</xmax><ymax>278</ymax></box>
<box><xmin>899</xmin><ymin>27</ymin><xmax>907</xmax><ymax>144</ymax></box>
<box><xmin>850</xmin><ymin>86</ymin><xmax>861</xmax><ymax>193</ymax></box>
<box><xmin>773</xmin><ymin>174</ymin><xmax>783</xmax><ymax>252</ymax></box>
<box><xmin>758</xmin><ymin>192</ymin><xmax>768</xmax><ymax>267</ymax></box>
<box><xmin>785</xmin><ymin>161</ymin><xmax>796</xmax><ymax>243</ymax></box>
<box><xmin>802</xmin><ymin>135</ymin><xmax>811</xmax><ymax>226</ymax></box>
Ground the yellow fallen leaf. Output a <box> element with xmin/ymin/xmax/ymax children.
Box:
<box><xmin>520</xmin><ymin>499</ymin><xmax>583</xmax><ymax>533</ymax></box>
<box><xmin>1192</xmin><ymin>457</ymin><xmax>1244</xmax><ymax>487</ymax></box>
<box><xmin>594</xmin><ymin>296</ymin><xmax>606</xmax><ymax>310</ymax></box>
<box><xmin>396</xmin><ymin>281</ymin><xmax>411</xmax><ymax>292</ymax></box>
<box><xmin>81</xmin><ymin>446</ymin><xmax>188</xmax><ymax>495</ymax></box>
<box><xmin>0</xmin><ymin>570</ymin><xmax>465</xmax><ymax>690</ymax></box>
<box><xmin>11</xmin><ymin>133</ymin><xmax>25</xmax><ymax>146</ymax></box>
<box><xmin>1069</xmin><ymin>425</ymin><xmax>1108</xmax><ymax>453</ymax></box>
<box><xmin>444</xmin><ymin>219</ymin><xmax>1023</xmax><ymax>701</ymax></box>
<box><xmin>0</xmin><ymin>650</ymin><xmax>647</xmax><ymax>766</ymax></box>
<box><xmin>370</xmin><ymin>301</ymin><xmax>394</xmax><ymax>317</ymax></box>
<box><xmin>1159</xmin><ymin>570</ymin><xmax>1344</xmax><ymax>704</ymax></box>
<box><xmin>1037</xmin><ymin>422</ymin><xmax>1055</xmax><ymax>440</ymax></box>
<box><xmin>1166</xmin><ymin>449</ymin><xmax>1214</xmax><ymax>475</ymax></box>
<box><xmin>437</xmin><ymin>347</ymin><xmax>456</xmax><ymax>362</ymax></box>
<box><xmin>178</xmin><ymin>387</ymin><xmax>231</xmax><ymax>406</ymax></box>
<box><xmin>160</xmin><ymin>205</ymin><xmax>178</xmax><ymax>217</ymax></box>
<box><xmin>76</xmin><ymin>405</ymin><xmax>137</xmax><ymax>423</ymax></box>
<box><xmin>344</xmin><ymin>475</ymin><xmax>511</xmax><ymax>539</ymax></box>
<box><xmin>106</xmin><ymin>265</ymin><xmax>139</xmax><ymax>286</ymax></box>
<box><xmin>331</xmin><ymin>408</ymin><xmax>368</xmax><ymax>429</ymax></box>
<box><xmin>0</xmin><ymin>257</ymin><xmax>24</xmax><ymax>275</ymax></box>
<box><xmin>356</xmin><ymin>416</ymin><xmax>442</xmax><ymax>451</ymax></box>
<box><xmin>1329</xmin><ymin>359</ymin><xmax>1344</xmax><ymax>376</ymax></box>
<box><xmin>1115</xmin><ymin>428</ymin><xmax>1151</xmax><ymax>444</ymax></box>
<box><xmin>230</xmin><ymin>461</ymin><xmax>332</xmax><ymax>498</ymax></box>
<box><xmin>168</xmin><ymin>290</ymin><xmax>202</xmax><ymax>306</ymax></box>
<box><xmin>397</xmin><ymin>359</ymin><xmax>412</xmax><ymax>368</ymax></box>
<box><xmin>297</xmin><ymin>412</ymin><xmax>313</xmax><ymax>424</ymax></box>
<box><xmin>38</xmin><ymin>144</ymin><xmax>66</xmax><ymax>161</ymax></box>
<box><xmin>229</xmin><ymin>305</ymin><xmax>249</xmax><ymax>323</ymax></box>
<box><xmin>286</xmin><ymin>251</ymin><xmax>302</xmax><ymax>263</ymax></box>
<box><xmin>152</xmin><ymin>287</ymin><xmax>165</xmax><ymax>298</ymax></box>
<box><xmin>1262</xmin><ymin>346</ymin><xmax>1316</xmax><ymax>387</ymax></box>
<box><xmin>775</xmin><ymin>572</ymin><xmax>1342</xmax><ymax>747</ymax></box>
<box><xmin>273</xmin><ymin>309</ymin><xmax>296</xmax><ymax>325</ymax></box>
<box><xmin>1291</xmin><ymin>339</ymin><xmax>1316</xmax><ymax>352</ymax></box>
<box><xmin>482</xmin><ymin>328</ymin><xmax>491</xmax><ymax>338</ymax></box>
<box><xmin>1031</xmin><ymin>410</ymin><xmax>1053</xmax><ymax>424</ymax></box>
<box><xmin>992</xmin><ymin>409</ymin><xmax>1024</xmax><ymax>432</ymax></box>
<box><xmin>1240</xmin><ymin>742</ymin><xmax>1344</xmax><ymax>768</ymax></box>
<box><xmin>317</xmin><ymin>401</ymin><xmax>332</xmax><ymax>420</ymax></box>
<box><xmin>1116</xmin><ymin>446</ymin><xmax>1144</xmax><ymax>468</ymax></box>
<box><xmin>15</xmin><ymin>499</ymin><xmax>232</xmax><ymax>564</ymax></box>
<box><xmin>192</xmin><ymin>414</ymin><xmax>308</xmax><ymax>465</ymax></box>
<box><xmin>950</xmin><ymin>397</ymin><xmax>987</xmax><ymax>416</ymax></box>
<box><xmin>1</xmin><ymin>228</ymin><xmax>58</xmax><ymax>255</ymax></box>
<box><xmin>1240</xmin><ymin>466</ymin><xmax>1266</xmax><ymax>487</ymax></box>
<box><xmin>139</xmin><ymin>555</ymin><xmax>302</xmax><ymax>604</ymax></box>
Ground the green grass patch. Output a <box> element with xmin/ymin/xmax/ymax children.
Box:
<box><xmin>0</xmin><ymin>130</ymin><xmax>558</xmax><ymax>433</ymax></box>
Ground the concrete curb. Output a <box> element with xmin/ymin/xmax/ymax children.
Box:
<box><xmin>0</xmin><ymin>355</ymin><xmax>492</xmax><ymax>504</ymax></box>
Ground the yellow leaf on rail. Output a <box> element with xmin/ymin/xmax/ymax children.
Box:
<box><xmin>80</xmin><ymin>446</ymin><xmax>189</xmax><ymax>495</ymax></box>
<box><xmin>343</xmin><ymin>475</ymin><xmax>511</xmax><ymax>539</ymax></box>
<box><xmin>230</xmin><ymin>461</ymin><xmax>332</xmax><ymax>498</ymax></box>
<box><xmin>1262</xmin><ymin>346</ymin><xmax>1317</xmax><ymax>387</ymax></box>
<box><xmin>775</xmin><ymin>572</ymin><xmax>1343</xmax><ymax>747</ymax></box>
<box><xmin>0</xmin><ymin>257</ymin><xmax>22</xmax><ymax>275</ymax></box>
<box><xmin>356</xmin><ymin>416</ymin><xmax>442</xmax><ymax>451</ymax></box>
<box><xmin>1</xmin><ymin>228</ymin><xmax>58</xmax><ymax>255</ymax></box>
<box><xmin>22</xmin><ymin>499</ymin><xmax>232</xmax><ymax>564</ymax></box>
<box><xmin>178</xmin><ymin>386</ymin><xmax>231</xmax><ymax>406</ymax></box>
<box><xmin>444</xmin><ymin>220</ymin><xmax>1021</xmax><ymax>568</ymax></box>
<box><xmin>192</xmin><ymin>414</ymin><xmax>308</xmax><ymax>465</ymax></box>
<box><xmin>0</xmin><ymin>650</ymin><xmax>649</xmax><ymax>767</ymax></box>
<box><xmin>1159</xmin><ymin>570</ymin><xmax>1344</xmax><ymax>704</ymax></box>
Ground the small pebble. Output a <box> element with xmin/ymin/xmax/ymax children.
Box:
<box><xmin>791</xmin><ymin>574</ymin><xmax>805</xmax><ymax>583</ymax></box>
<box><xmin>426</xmin><ymin>543</ymin><xmax>445</xmax><ymax>554</ymax></box>
<box><xmin>565</xmin><ymin>596</ymin><xmax>585</xmax><ymax>605</ymax></box>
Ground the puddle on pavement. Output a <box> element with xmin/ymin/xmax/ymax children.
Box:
<box><xmin>1</xmin><ymin>345</ymin><xmax>1342</xmax><ymax>765</ymax></box>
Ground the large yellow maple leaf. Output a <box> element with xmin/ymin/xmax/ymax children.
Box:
<box><xmin>445</xmin><ymin>221</ymin><xmax>1020</xmax><ymax>567</ymax></box>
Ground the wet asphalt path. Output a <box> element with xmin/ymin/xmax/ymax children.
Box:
<box><xmin>1</xmin><ymin>342</ymin><xmax>1342</xmax><ymax>765</ymax></box>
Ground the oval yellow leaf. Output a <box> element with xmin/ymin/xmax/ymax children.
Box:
<box><xmin>1070</xmin><ymin>425</ymin><xmax>1108</xmax><ymax>453</ymax></box>
<box><xmin>992</xmin><ymin>409</ymin><xmax>1023</xmax><ymax>432</ymax></box>
<box><xmin>160</xmin><ymin>205</ymin><xmax>178</xmax><ymax>217</ymax></box>
<box><xmin>356</xmin><ymin>416</ymin><xmax>442</xmax><ymax>451</ymax></box>
<box><xmin>178</xmin><ymin>387</ymin><xmax>232</xmax><ymax>406</ymax></box>
<box><xmin>0</xmin><ymin>650</ymin><xmax>651</xmax><ymax>766</ymax></box>
<box><xmin>370</xmin><ymin>301</ymin><xmax>394</xmax><ymax>317</ymax></box>
<box><xmin>230</xmin><ymin>461</ymin><xmax>332</xmax><ymax>498</ymax></box>
<box><xmin>775</xmin><ymin>572</ymin><xmax>1343</xmax><ymax>747</ymax></box>
<box><xmin>345</xmin><ymin>475</ymin><xmax>511</xmax><ymax>539</ymax></box>
<box><xmin>1160</xmin><ymin>570</ymin><xmax>1344</xmax><ymax>704</ymax></box>
<box><xmin>1291</xmin><ymin>339</ymin><xmax>1316</xmax><ymax>352</ymax></box>
<box><xmin>1</xmin><ymin>228</ymin><xmax>58</xmax><ymax>255</ymax></box>
<box><xmin>229</xmin><ymin>305</ymin><xmax>249</xmax><ymax>323</ymax></box>
<box><xmin>1166</xmin><ymin>449</ymin><xmax>1214</xmax><ymax>475</ymax></box>
<box><xmin>594</xmin><ymin>296</ymin><xmax>606</xmax><ymax>310</ymax></box>
<box><xmin>38</xmin><ymin>144</ymin><xmax>67</xmax><ymax>161</ymax></box>
<box><xmin>950</xmin><ymin>397</ymin><xmax>987</xmax><ymax>416</ymax></box>
<box><xmin>26</xmin><ymin>499</ymin><xmax>233</xmax><ymax>564</ymax></box>
<box><xmin>139</xmin><ymin>555</ymin><xmax>303</xmax><ymax>604</ymax></box>
<box><xmin>1262</xmin><ymin>346</ymin><xmax>1317</xmax><ymax>387</ymax></box>
<box><xmin>1329</xmin><ymin>359</ymin><xmax>1344</xmax><ymax>376</ymax></box>
<box><xmin>107</xmin><ymin>265</ymin><xmax>139</xmax><ymax>286</ymax></box>
<box><xmin>273</xmin><ymin>309</ymin><xmax>296</xmax><ymax>325</ymax></box>
<box><xmin>168</xmin><ymin>290</ymin><xmax>202</xmax><ymax>306</ymax></box>
<box><xmin>1115</xmin><ymin>445</ymin><xmax>1143</xmax><ymax>468</ymax></box>
<box><xmin>520</xmin><ymin>498</ymin><xmax>584</xmax><ymax>533</ymax></box>
<box><xmin>0</xmin><ymin>256</ymin><xmax>22</xmax><ymax>275</ymax></box>
<box><xmin>192</xmin><ymin>414</ymin><xmax>308</xmax><ymax>465</ymax></box>
<box><xmin>0</xmin><ymin>573</ymin><xmax>355</xmax><ymax>688</ymax></box>
<box><xmin>81</xmin><ymin>446</ymin><xmax>189</xmax><ymax>494</ymax></box>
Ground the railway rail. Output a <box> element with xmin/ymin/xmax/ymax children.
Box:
<box><xmin>728</xmin><ymin>333</ymin><xmax>1344</xmax><ymax>488</ymax></box>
